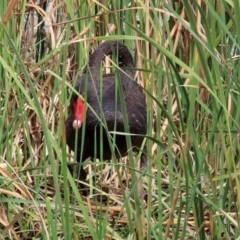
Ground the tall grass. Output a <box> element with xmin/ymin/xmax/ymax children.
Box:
<box><xmin>0</xmin><ymin>0</ymin><xmax>240</xmax><ymax>239</ymax></box>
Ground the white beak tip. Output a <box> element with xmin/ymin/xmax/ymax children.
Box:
<box><xmin>72</xmin><ymin>120</ymin><xmax>82</xmax><ymax>129</ymax></box>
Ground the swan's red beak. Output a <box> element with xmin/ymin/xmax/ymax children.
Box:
<box><xmin>72</xmin><ymin>97</ymin><xmax>85</xmax><ymax>129</ymax></box>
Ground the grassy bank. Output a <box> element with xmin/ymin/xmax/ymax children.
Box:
<box><xmin>0</xmin><ymin>0</ymin><xmax>239</xmax><ymax>239</ymax></box>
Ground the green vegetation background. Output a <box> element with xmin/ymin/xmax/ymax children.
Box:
<box><xmin>0</xmin><ymin>1</ymin><xmax>239</xmax><ymax>239</ymax></box>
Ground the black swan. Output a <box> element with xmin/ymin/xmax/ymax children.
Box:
<box><xmin>65</xmin><ymin>41</ymin><xmax>147</xmax><ymax>189</ymax></box>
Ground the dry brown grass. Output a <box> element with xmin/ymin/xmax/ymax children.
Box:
<box><xmin>0</xmin><ymin>1</ymin><xmax>239</xmax><ymax>239</ymax></box>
